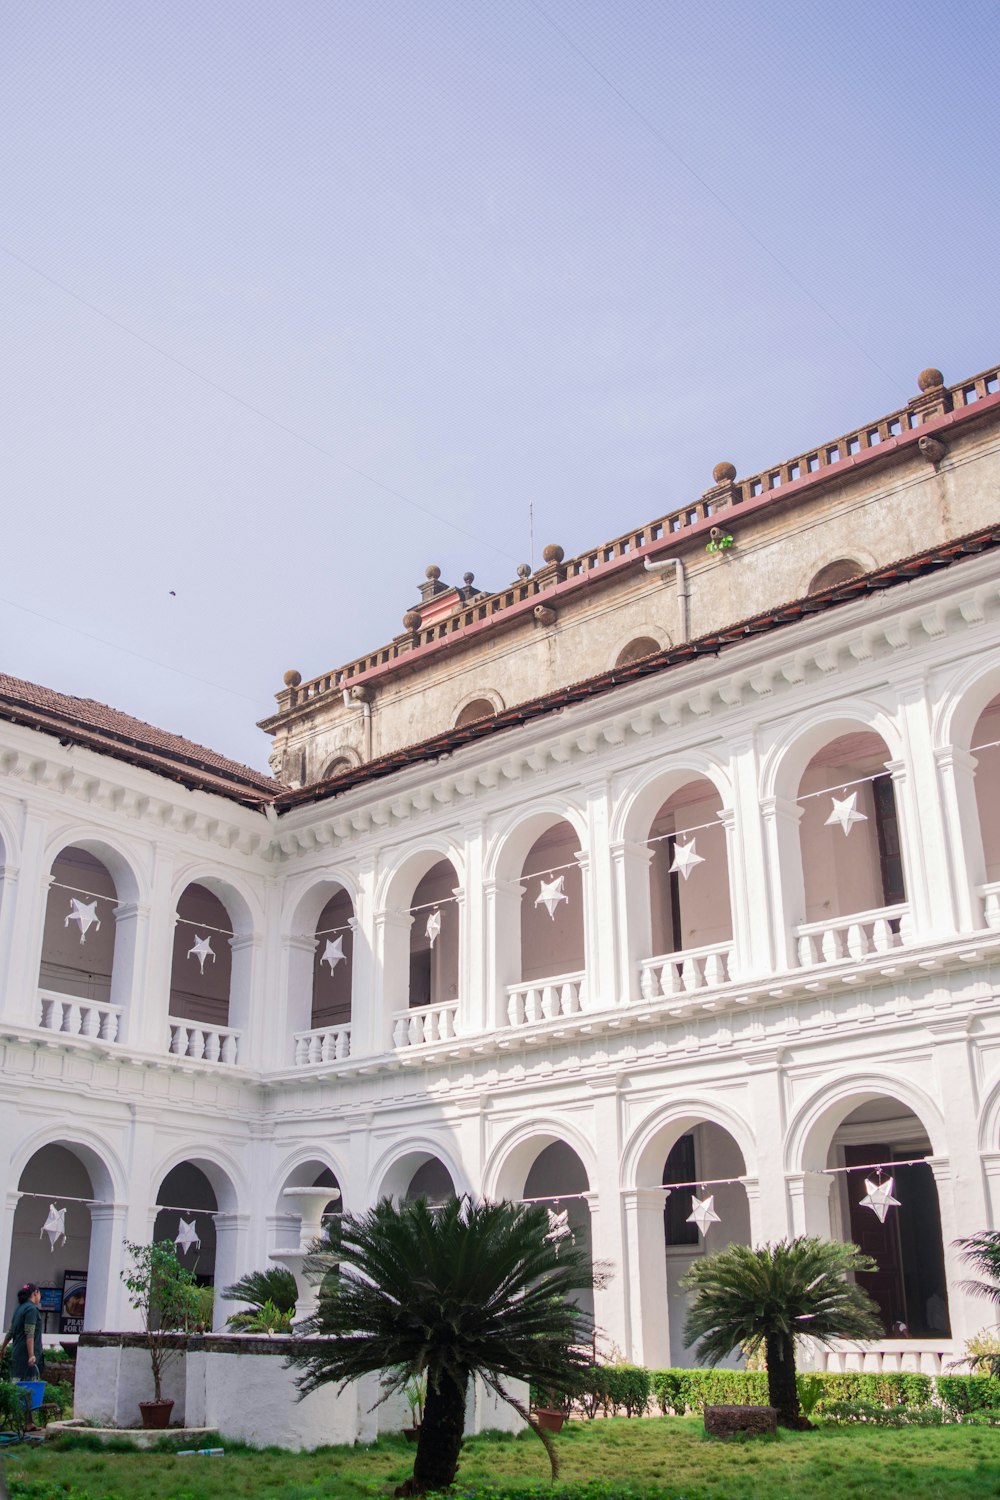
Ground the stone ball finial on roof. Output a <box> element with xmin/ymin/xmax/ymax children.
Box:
<box><xmin>463</xmin><ymin>571</ymin><xmax>475</xmax><ymax>586</ymax></box>
<box><xmin>542</xmin><ymin>544</ymin><xmax>564</xmax><ymax>564</ymax></box>
<box><xmin>283</xmin><ymin>669</ymin><xmax>302</xmax><ymax>688</ymax></box>
<box><xmin>403</xmin><ymin>610</ymin><xmax>423</xmax><ymax>632</ymax></box>
<box><xmin>516</xmin><ymin>562</ymin><xmax>532</xmax><ymax>579</ymax></box>
<box><xmin>425</xmin><ymin>564</ymin><xmax>441</xmax><ymax>581</ymax></box>
<box><xmin>713</xmin><ymin>461</ymin><xmax>737</xmax><ymax>484</ymax></box>
<box><xmin>918</xmin><ymin>368</ymin><xmax>944</xmax><ymax>392</ymax></box>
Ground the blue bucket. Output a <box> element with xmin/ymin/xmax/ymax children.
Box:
<box><xmin>16</xmin><ymin>1381</ymin><xmax>46</xmax><ymax>1411</ymax></box>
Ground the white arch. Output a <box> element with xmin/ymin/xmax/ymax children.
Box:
<box><xmin>759</xmin><ymin>697</ymin><xmax>905</xmax><ymax>804</ymax></box>
<box><xmin>783</xmin><ymin>1072</ymin><xmax>947</xmax><ymax>1175</ymax></box>
<box><xmin>482</xmin><ymin>1117</ymin><xmax>598</xmax><ymax>1202</ymax></box>
<box><xmin>268</xmin><ymin>1146</ymin><xmax>350</xmax><ymax>1213</ymax></box>
<box><xmin>0</xmin><ymin>802</ymin><xmax>21</xmax><ymax>867</ymax></box>
<box><xmin>375</xmin><ymin>836</ymin><xmax>466</xmax><ymax>912</ymax></box>
<box><xmin>150</xmin><ymin>1144</ymin><xmax>246</xmax><ymax>1215</ymax></box>
<box><xmin>170</xmin><ymin>863</ymin><xmax>262</xmax><ymax>938</ymax></box>
<box><xmin>483</xmin><ymin>799</ymin><xmax>588</xmax><ymax>885</ymax></box>
<box><xmin>318</xmin><ymin>745</ymin><xmax>363</xmax><ymax>779</ymax></box>
<box><xmin>933</xmin><ymin>654</ymin><xmax>1000</xmax><ymax>754</ymax></box>
<box><xmin>43</xmin><ymin>824</ymin><xmax>147</xmax><ymax>907</ymax></box>
<box><xmin>367</xmin><ymin>1135</ymin><xmax>470</xmax><ymax>1203</ymax></box>
<box><xmin>977</xmin><ymin>1073</ymin><xmax>1000</xmax><ymax>1155</ymax></box>
<box><xmin>10</xmin><ymin>1124</ymin><xmax>127</xmax><ymax>1204</ymax></box>
<box><xmin>454</xmin><ymin>688</ymin><xmax>505</xmax><ymax>723</ymax></box>
<box><xmin>611</xmin><ymin>753</ymin><xmax>733</xmax><ymax>846</ymax></box>
<box><xmin>611</xmin><ymin>625</ymin><xmax>670</xmax><ymax>668</ymax></box>
<box><xmin>282</xmin><ymin>869</ymin><xmax>360</xmax><ymax>937</ymax></box>
<box><xmin>620</xmin><ymin>1096</ymin><xmax>756</xmax><ymax>1192</ymax></box>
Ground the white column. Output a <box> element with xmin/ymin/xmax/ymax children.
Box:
<box><xmin>621</xmin><ymin>1188</ymin><xmax>671</xmax><ymax>1368</ymax></box>
<box><xmin>459</xmin><ymin>821</ymin><xmax>487</xmax><ymax>1036</ymax></box>
<box><xmin>927</xmin><ymin>1156</ymin><xmax>984</xmax><ymax>1350</ymax></box>
<box><xmin>0</xmin><ymin>864</ymin><xmax>23</xmax><ymax>1020</ymax></box>
<box><xmin>109</xmin><ymin>902</ymin><xmax>150</xmax><ymax>1045</ymax></box>
<box><xmin>212</xmin><ymin>1213</ymin><xmax>250</xmax><ymax>1330</ymax></box>
<box><xmin>282</xmin><ymin>934</ymin><xmax>320</xmax><ymax>1054</ymax></box>
<box><xmin>609</xmin><ymin>840</ymin><xmax>653</xmax><ymax>1005</ymax></box>
<box><xmin>744</xmin><ymin>1053</ymin><xmax>791</xmax><ymax>1241</ymax></box>
<box><xmin>582</xmin><ymin>780</ymin><xmax>617</xmax><ymax>1009</ymax></box>
<box><xmin>86</xmin><ymin>1202</ymin><xmax>130</xmax><ymax>1330</ymax></box>
<box><xmin>373</xmin><ymin>908</ymin><xmax>413</xmax><ymax>1051</ymax></box>
<box><xmin>227</xmin><ymin>934</ymin><xmax>261</xmax><ymax>1063</ymax></box>
<box><xmin>483</xmin><ymin>878</ymin><xmax>524</xmax><ymax>1029</ymax></box>
<box><xmin>451</xmin><ymin>883</ymin><xmax>469</xmax><ymax>1031</ymax></box>
<box><xmin>785</xmin><ymin>1171</ymin><xmax>834</xmax><ymax>1237</ymax></box>
<box><xmin>759</xmin><ymin>796</ymin><xmax>805</xmax><ymax>969</ymax></box>
<box><xmin>935</xmin><ymin>745</ymin><xmax>987</xmax><ymax>932</ymax></box>
<box><xmin>348</xmin><ymin>857</ymin><xmax>377</xmax><ymax>1057</ymax></box>
<box><xmin>728</xmin><ymin>736</ymin><xmax>776</xmax><ymax>976</ymax></box>
<box><xmin>131</xmin><ymin>846</ymin><xmax>176</xmax><ymax>1055</ymax></box>
<box><xmin>892</xmin><ymin>681</ymin><xmax>963</xmax><ymax>941</ymax></box>
<box><xmin>2</xmin><ymin>809</ymin><xmax>50</xmax><ymax>1027</ymax></box>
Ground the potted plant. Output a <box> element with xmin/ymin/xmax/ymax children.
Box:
<box><xmin>530</xmin><ymin>1382</ymin><xmax>571</xmax><ymax>1433</ymax></box>
<box><xmin>120</xmin><ymin>1239</ymin><xmax>199</xmax><ymax>1429</ymax></box>
<box><xmin>402</xmin><ymin>1374</ymin><xmax>425</xmax><ymax>1442</ymax></box>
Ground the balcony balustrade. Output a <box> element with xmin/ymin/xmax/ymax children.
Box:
<box><xmin>293</xmin><ymin>1022</ymin><xmax>351</xmax><ymax>1066</ymax></box>
<box><xmin>168</xmin><ymin>1019</ymin><xmax>240</xmax><ymax>1065</ymax></box>
<box><xmin>392</xmin><ymin>999</ymin><xmax>459</xmax><ymax>1048</ymax></box>
<box><xmin>794</xmin><ymin>904</ymin><xmax>910</xmax><ymax>969</ymax></box>
<box><xmin>980</xmin><ymin>880</ymin><xmax>1000</xmax><ymax>931</ymax></box>
<box><xmin>38</xmin><ymin>989</ymin><xmax>121</xmax><ymax>1043</ymax></box>
<box><xmin>506</xmin><ymin>971</ymin><xmax>586</xmax><ymax>1027</ymax></box>
<box><xmin>639</xmin><ymin>942</ymin><xmax>734</xmax><ymax>999</ymax></box>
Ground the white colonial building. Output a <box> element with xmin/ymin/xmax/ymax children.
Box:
<box><xmin>3</xmin><ymin>362</ymin><xmax>1000</xmax><ymax>1377</ymax></box>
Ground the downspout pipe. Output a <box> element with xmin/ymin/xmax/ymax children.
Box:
<box><xmin>643</xmin><ymin>554</ymin><xmax>689</xmax><ymax>643</ymax></box>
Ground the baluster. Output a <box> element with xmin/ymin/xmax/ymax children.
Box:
<box><xmin>65</xmin><ymin>1001</ymin><xmax>81</xmax><ymax>1035</ymax></box>
<box><xmin>204</xmin><ymin>1029</ymin><xmax>221</xmax><ymax>1063</ymax></box>
<box><xmin>440</xmin><ymin>1006</ymin><xmax>455</xmax><ymax>1040</ymax></box>
<box><xmin>170</xmin><ymin>1025</ymin><xmax>185</xmax><ymax>1056</ymax></box>
<box><xmin>42</xmin><ymin>997</ymin><xmax>60</xmax><ymax>1031</ymax></box>
<box><xmin>640</xmin><ymin>965</ymin><xmax>656</xmax><ymax>1000</ymax></box>
<box><xmin>82</xmin><ymin>1005</ymin><xmax>101</xmax><ymax>1039</ymax></box>
<box><xmin>541</xmin><ymin>985</ymin><xmax>558</xmax><ymax>1019</ymax></box>
<box><xmin>871</xmin><ymin>918</ymin><xmax>894</xmax><ymax>953</ymax></box>
<box><xmin>393</xmin><ymin>1015</ymin><xmax>410</xmax><ymax>1048</ymax></box>
<box><xmin>846</xmin><ymin>923</ymin><xmax>871</xmax><ymax>960</ymax></box>
<box><xmin>336</xmin><ymin>1029</ymin><xmax>350</xmax><ymax>1059</ymax></box>
<box><xmin>188</xmin><ymin>1028</ymin><xmax>205</xmax><ymax>1060</ymax></box>
<box><xmin>984</xmin><ymin>891</ymin><xmax>1000</xmax><ymax>930</ymax></box>
<box><xmin>681</xmin><ymin>956</ymin><xmax>700</xmax><ymax>992</ymax></box>
<box><xmin>407</xmin><ymin>1013</ymin><xmax>423</xmax><ymax>1046</ymax></box>
<box><xmin>561</xmin><ymin>981</ymin><xmax>580</xmax><ymax>1015</ymax></box>
<box><xmin>295</xmin><ymin>1035</ymin><xmax>308</xmax><ymax>1066</ymax></box>
<box><xmin>523</xmin><ymin>988</ymin><xmax>541</xmax><ymax>1024</ymax></box>
<box><xmin>507</xmin><ymin>991</ymin><xmax>524</xmax><ymax>1027</ymax></box>
<box><xmin>703</xmin><ymin>952</ymin><xmax>726</xmax><ymax>987</ymax></box>
<box><xmin>222</xmin><ymin>1033</ymin><xmax>238</xmax><ymax>1065</ymax></box>
<box><xmin>657</xmin><ymin>961</ymin><xmax>680</xmax><ymax>996</ymax></box>
<box><xmin>797</xmin><ymin>933</ymin><xmax>818</xmax><ymax>967</ymax></box>
<box><xmin>820</xmin><ymin>926</ymin><xmax>844</xmax><ymax>964</ymax></box>
<box><xmin>100</xmin><ymin>1009</ymin><xmax>119</xmax><ymax>1043</ymax></box>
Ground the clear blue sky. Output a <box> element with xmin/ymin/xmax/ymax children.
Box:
<box><xmin>3</xmin><ymin>0</ymin><xmax>997</xmax><ymax>770</ymax></box>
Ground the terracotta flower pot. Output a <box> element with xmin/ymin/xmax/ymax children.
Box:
<box><xmin>403</xmin><ymin>1425</ymin><xmax>421</xmax><ymax>1443</ymax></box>
<box><xmin>138</xmin><ymin>1399</ymin><xmax>174</xmax><ymax>1429</ymax></box>
<box><xmin>532</xmin><ymin>1407</ymin><xmax>565</xmax><ymax>1433</ymax></box>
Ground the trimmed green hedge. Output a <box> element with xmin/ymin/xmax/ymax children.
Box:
<box><xmin>648</xmin><ymin>1368</ymin><xmax>933</xmax><ymax>1414</ymax></box>
<box><xmin>936</xmin><ymin>1375</ymin><xmax>1000</xmax><ymax>1413</ymax></box>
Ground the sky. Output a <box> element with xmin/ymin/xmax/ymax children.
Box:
<box><xmin>2</xmin><ymin>0</ymin><xmax>998</xmax><ymax>772</ymax></box>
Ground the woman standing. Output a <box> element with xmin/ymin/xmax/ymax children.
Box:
<box><xmin>1</xmin><ymin>1283</ymin><xmax>45</xmax><ymax>1379</ymax></box>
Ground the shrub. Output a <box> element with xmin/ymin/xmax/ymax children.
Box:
<box><xmin>936</xmin><ymin>1374</ymin><xmax>1000</xmax><ymax>1413</ymax></box>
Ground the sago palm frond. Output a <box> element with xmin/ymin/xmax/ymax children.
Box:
<box><xmin>222</xmin><ymin>1266</ymin><xmax>298</xmax><ymax>1315</ymax></box>
<box><xmin>956</xmin><ymin>1231</ymin><xmax>1000</xmax><ymax>1306</ymax></box>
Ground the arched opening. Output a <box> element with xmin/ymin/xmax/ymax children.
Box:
<box><xmin>153</xmin><ymin>1164</ymin><xmax>219</xmax><ymax>1291</ymax></box>
<box><xmin>311</xmin><ymin>889</ymin><xmax>353</xmax><ymax>1032</ymax></box>
<box><xmin>823</xmin><ymin>1099</ymin><xmax>949</xmax><ymax>1341</ymax></box>
<box><xmin>644</xmin><ymin>778</ymin><xmax>732</xmax><ymax>996</ymax></box>
<box><xmin>972</xmin><ymin>693</ymin><xmax>1000</xmax><ymax>884</ymax></box>
<box><xmin>795</xmin><ymin>730</ymin><xmax>906</xmax><ymax>964</ymax></box>
<box><xmin>322</xmin><ymin>757</ymin><xmax>354</xmax><ymax>781</ymax></box>
<box><xmin>405</xmin><ymin>1158</ymin><xmax>456</xmax><ymax>1204</ymax></box>
<box><xmin>522</xmin><ymin>1141</ymin><xmax>594</xmax><ymax>1324</ymax></box>
<box><xmin>169</xmin><ymin>882</ymin><xmax>251</xmax><ymax>1062</ymax></box>
<box><xmin>615</xmin><ymin>637</ymin><xmax>661</xmax><ymax>668</ymax></box>
<box><xmin>519</xmin><ymin>822</ymin><xmax>585</xmax><ymax>985</ymax></box>
<box><xmin>37</xmin><ymin>846</ymin><xmax>127</xmax><ymax>1041</ymax></box>
<box><xmin>408</xmin><ymin>860</ymin><xmax>459</xmax><ymax>1010</ymax></box>
<box><xmin>808</xmin><ymin>559</ymin><xmax>864</xmax><ymax>593</ymax></box>
<box><xmin>7</xmin><ymin>1145</ymin><xmax>98</xmax><ymax>1338</ymax></box>
<box><xmin>455</xmin><ymin>698</ymin><xmax>497</xmax><ymax>729</ymax></box>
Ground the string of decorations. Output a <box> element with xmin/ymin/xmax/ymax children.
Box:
<box><xmin>174</xmin><ymin>914</ymin><xmax>234</xmax><ymax>974</ymax></box>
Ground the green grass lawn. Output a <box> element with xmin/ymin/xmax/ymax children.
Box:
<box><xmin>3</xmin><ymin>1417</ymin><xmax>1000</xmax><ymax>1500</ymax></box>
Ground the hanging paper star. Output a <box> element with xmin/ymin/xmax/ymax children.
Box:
<box><xmin>686</xmin><ymin>1194</ymin><xmax>721</xmax><ymax>1234</ymax></box>
<box><xmin>65</xmin><ymin>898</ymin><xmax>100</xmax><ymax>944</ymax></box>
<box><xmin>321</xmin><ymin>936</ymin><xmax>345</xmax><ymax>974</ymax></box>
<box><xmin>859</xmin><ymin>1176</ymin><xmax>900</xmax><ymax>1224</ymax></box>
<box><xmin>187</xmin><ymin>934</ymin><xmax>215</xmax><ymax>974</ymax></box>
<box><xmin>175</xmin><ymin>1217</ymin><xmax>201</xmax><ymax>1255</ymax></box>
<box><xmin>40</xmin><ymin>1203</ymin><xmax>67</xmax><ymax>1251</ymax></box>
<box><xmin>425</xmin><ymin>909</ymin><xmax>442</xmax><ymax>948</ymax></box>
<box><xmin>825</xmin><ymin>793</ymin><xmax>868</xmax><ymax>836</ymax></box>
<box><xmin>545</xmin><ymin>1207</ymin><xmax>571</xmax><ymax>1250</ymax></box>
<box><xmin>669</xmin><ymin>839</ymin><xmax>705</xmax><ymax>882</ymax></box>
<box><xmin>535</xmin><ymin>876</ymin><xmax>567</xmax><ymax>920</ymax></box>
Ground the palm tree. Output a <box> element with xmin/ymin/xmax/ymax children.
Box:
<box><xmin>222</xmin><ymin>1266</ymin><xmax>298</xmax><ymax>1330</ymax></box>
<box><xmin>288</xmin><ymin>1195</ymin><xmax>598</xmax><ymax>1495</ymax></box>
<box><xmin>682</xmin><ymin>1237</ymin><xmax>883</xmax><ymax>1427</ymax></box>
<box><xmin>956</xmin><ymin>1231</ymin><xmax>1000</xmax><ymax>1372</ymax></box>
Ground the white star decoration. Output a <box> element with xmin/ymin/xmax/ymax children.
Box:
<box><xmin>320</xmin><ymin>936</ymin><xmax>346</xmax><ymax>974</ymax></box>
<box><xmin>669</xmin><ymin>839</ymin><xmax>705</xmax><ymax>881</ymax></box>
<box><xmin>545</xmin><ymin>1207</ymin><xmax>571</xmax><ymax>1253</ymax></box>
<box><xmin>175</xmin><ymin>1217</ymin><xmax>201</xmax><ymax>1255</ymax></box>
<box><xmin>65</xmin><ymin>898</ymin><xmax>100</xmax><ymax>944</ymax></box>
<box><xmin>686</xmin><ymin>1194</ymin><xmax>721</xmax><ymax>1234</ymax></box>
<box><xmin>859</xmin><ymin>1176</ymin><xmax>900</xmax><ymax>1224</ymax></box>
<box><xmin>187</xmin><ymin>934</ymin><xmax>215</xmax><ymax>974</ymax></box>
<box><xmin>425</xmin><ymin>909</ymin><xmax>442</xmax><ymax>948</ymax></box>
<box><xmin>535</xmin><ymin>876</ymin><xmax>568</xmax><ymax>920</ymax></box>
<box><xmin>40</xmin><ymin>1203</ymin><xmax>66</xmax><ymax>1251</ymax></box>
<box><xmin>825</xmin><ymin>792</ymin><xmax>868</xmax><ymax>836</ymax></box>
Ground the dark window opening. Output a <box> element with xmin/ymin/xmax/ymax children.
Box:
<box><xmin>663</xmin><ymin>1134</ymin><xmax>698</xmax><ymax>1246</ymax></box>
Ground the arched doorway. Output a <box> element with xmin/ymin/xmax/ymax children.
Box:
<box><xmin>643</xmin><ymin>778</ymin><xmax>733</xmax><ymax>996</ymax></box>
<box><xmin>153</xmin><ymin>1164</ymin><xmax>219</xmax><ymax>1290</ymax></box>
<box><xmin>522</xmin><ymin>1142</ymin><xmax>594</xmax><ymax>1326</ymax></box>
<box><xmin>169</xmin><ymin>882</ymin><xmax>251</xmax><ymax>1063</ymax></box>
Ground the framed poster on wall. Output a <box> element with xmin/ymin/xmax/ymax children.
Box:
<box><xmin>59</xmin><ymin>1270</ymin><xmax>88</xmax><ymax>1334</ymax></box>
